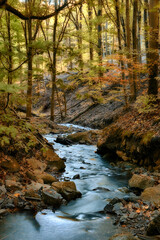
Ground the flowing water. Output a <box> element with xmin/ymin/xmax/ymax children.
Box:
<box><xmin>0</xmin><ymin>124</ymin><xmax>131</xmax><ymax>240</ymax></box>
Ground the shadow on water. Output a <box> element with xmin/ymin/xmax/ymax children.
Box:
<box><xmin>0</xmin><ymin>124</ymin><xmax>131</xmax><ymax>240</ymax></box>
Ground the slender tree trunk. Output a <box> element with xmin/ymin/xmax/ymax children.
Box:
<box><xmin>115</xmin><ymin>0</ymin><xmax>128</xmax><ymax>106</ymax></box>
<box><xmin>51</xmin><ymin>12</ymin><xmax>58</xmax><ymax>121</ymax></box>
<box><xmin>98</xmin><ymin>0</ymin><xmax>103</xmax><ymax>78</ymax></box>
<box><xmin>131</xmin><ymin>0</ymin><xmax>138</xmax><ymax>101</ymax></box>
<box><xmin>148</xmin><ymin>0</ymin><xmax>159</xmax><ymax>96</ymax></box>
<box><xmin>138</xmin><ymin>7</ymin><xmax>142</xmax><ymax>63</ymax></box>
<box><xmin>88</xmin><ymin>0</ymin><xmax>93</xmax><ymax>62</ymax></box>
<box><xmin>26</xmin><ymin>17</ymin><xmax>33</xmax><ymax>118</ymax></box>
<box><xmin>144</xmin><ymin>0</ymin><xmax>149</xmax><ymax>64</ymax></box>
<box><xmin>78</xmin><ymin>4</ymin><xmax>83</xmax><ymax>72</ymax></box>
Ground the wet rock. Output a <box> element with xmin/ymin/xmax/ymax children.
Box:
<box><xmin>44</xmin><ymin>149</ymin><xmax>65</xmax><ymax>171</ymax></box>
<box><xmin>129</xmin><ymin>174</ymin><xmax>155</xmax><ymax>190</ymax></box>
<box><xmin>117</xmin><ymin>187</ymin><xmax>130</xmax><ymax>193</ymax></box>
<box><xmin>146</xmin><ymin>215</ymin><xmax>160</xmax><ymax>236</ymax></box>
<box><xmin>55</xmin><ymin>136</ymin><xmax>73</xmax><ymax>145</ymax></box>
<box><xmin>104</xmin><ymin>198</ymin><xmax>121</xmax><ymax>214</ymax></box>
<box><xmin>123</xmin><ymin>195</ymin><xmax>139</xmax><ymax>203</ymax></box>
<box><xmin>93</xmin><ymin>187</ymin><xmax>110</xmax><ymax>192</ymax></box>
<box><xmin>73</xmin><ymin>174</ymin><xmax>80</xmax><ymax>179</ymax></box>
<box><xmin>141</xmin><ymin>184</ymin><xmax>160</xmax><ymax>207</ymax></box>
<box><xmin>67</xmin><ymin>130</ymin><xmax>100</xmax><ymax>145</ymax></box>
<box><xmin>42</xmin><ymin>188</ymin><xmax>63</xmax><ymax>207</ymax></box>
<box><xmin>5</xmin><ymin>180</ymin><xmax>22</xmax><ymax>192</ymax></box>
<box><xmin>52</xmin><ymin>181</ymin><xmax>82</xmax><ymax>201</ymax></box>
<box><xmin>0</xmin><ymin>209</ymin><xmax>8</xmax><ymax>216</ymax></box>
<box><xmin>109</xmin><ymin>233</ymin><xmax>139</xmax><ymax>240</ymax></box>
<box><xmin>113</xmin><ymin>202</ymin><xmax>123</xmax><ymax>211</ymax></box>
<box><xmin>1</xmin><ymin>155</ymin><xmax>20</xmax><ymax>173</ymax></box>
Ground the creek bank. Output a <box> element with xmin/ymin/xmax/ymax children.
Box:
<box><xmin>0</xmin><ymin>114</ymin><xmax>82</xmax><ymax>217</ymax></box>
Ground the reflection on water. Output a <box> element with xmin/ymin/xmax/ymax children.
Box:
<box><xmin>0</xmin><ymin>124</ymin><xmax>130</xmax><ymax>240</ymax></box>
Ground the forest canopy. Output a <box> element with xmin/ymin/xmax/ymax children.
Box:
<box><xmin>0</xmin><ymin>0</ymin><xmax>159</xmax><ymax>120</ymax></box>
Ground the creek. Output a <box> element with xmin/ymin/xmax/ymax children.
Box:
<box><xmin>0</xmin><ymin>124</ymin><xmax>131</xmax><ymax>240</ymax></box>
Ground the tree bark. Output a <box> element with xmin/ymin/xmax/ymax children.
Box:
<box><xmin>51</xmin><ymin>11</ymin><xmax>58</xmax><ymax>121</ymax></box>
<box><xmin>148</xmin><ymin>0</ymin><xmax>159</xmax><ymax>96</ymax></box>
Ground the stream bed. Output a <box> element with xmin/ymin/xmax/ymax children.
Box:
<box><xmin>0</xmin><ymin>124</ymin><xmax>132</xmax><ymax>240</ymax></box>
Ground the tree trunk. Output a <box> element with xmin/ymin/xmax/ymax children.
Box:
<box><xmin>26</xmin><ymin>17</ymin><xmax>33</xmax><ymax>118</ymax></box>
<box><xmin>51</xmin><ymin>12</ymin><xmax>58</xmax><ymax>121</ymax></box>
<box><xmin>148</xmin><ymin>0</ymin><xmax>159</xmax><ymax>96</ymax></box>
<box><xmin>98</xmin><ymin>0</ymin><xmax>103</xmax><ymax>78</ymax></box>
<box><xmin>131</xmin><ymin>0</ymin><xmax>138</xmax><ymax>101</ymax></box>
<box><xmin>144</xmin><ymin>0</ymin><xmax>149</xmax><ymax>64</ymax></box>
<box><xmin>115</xmin><ymin>0</ymin><xmax>128</xmax><ymax>106</ymax></box>
<box><xmin>88</xmin><ymin>0</ymin><xmax>93</xmax><ymax>62</ymax></box>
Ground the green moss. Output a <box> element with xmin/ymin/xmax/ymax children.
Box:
<box><xmin>140</xmin><ymin>132</ymin><xmax>154</xmax><ymax>145</ymax></box>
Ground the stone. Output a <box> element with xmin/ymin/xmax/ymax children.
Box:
<box><xmin>117</xmin><ymin>187</ymin><xmax>130</xmax><ymax>193</ymax></box>
<box><xmin>52</xmin><ymin>181</ymin><xmax>81</xmax><ymax>201</ymax></box>
<box><xmin>42</xmin><ymin>188</ymin><xmax>63</xmax><ymax>207</ymax></box>
<box><xmin>141</xmin><ymin>184</ymin><xmax>160</xmax><ymax>207</ymax></box>
<box><xmin>104</xmin><ymin>198</ymin><xmax>121</xmax><ymax>214</ymax></box>
<box><xmin>0</xmin><ymin>185</ymin><xmax>6</xmax><ymax>196</ymax></box>
<box><xmin>5</xmin><ymin>180</ymin><xmax>22</xmax><ymax>192</ymax></box>
<box><xmin>27</xmin><ymin>158</ymin><xmax>47</xmax><ymax>171</ymax></box>
<box><xmin>1</xmin><ymin>155</ymin><xmax>20</xmax><ymax>172</ymax></box>
<box><xmin>41</xmin><ymin>173</ymin><xmax>57</xmax><ymax>184</ymax></box>
<box><xmin>129</xmin><ymin>212</ymin><xmax>138</xmax><ymax>219</ymax></box>
<box><xmin>67</xmin><ymin>130</ymin><xmax>100</xmax><ymax>145</ymax></box>
<box><xmin>109</xmin><ymin>233</ymin><xmax>138</xmax><ymax>240</ymax></box>
<box><xmin>120</xmin><ymin>214</ymin><xmax>128</xmax><ymax>223</ymax></box>
<box><xmin>146</xmin><ymin>214</ymin><xmax>160</xmax><ymax>236</ymax></box>
<box><xmin>55</xmin><ymin>137</ymin><xmax>73</xmax><ymax>145</ymax></box>
<box><xmin>129</xmin><ymin>174</ymin><xmax>155</xmax><ymax>190</ymax></box>
<box><xmin>0</xmin><ymin>209</ymin><xmax>8</xmax><ymax>216</ymax></box>
<box><xmin>44</xmin><ymin>149</ymin><xmax>65</xmax><ymax>171</ymax></box>
<box><xmin>73</xmin><ymin>174</ymin><xmax>80</xmax><ymax>179</ymax></box>
<box><xmin>113</xmin><ymin>202</ymin><xmax>123</xmax><ymax>213</ymax></box>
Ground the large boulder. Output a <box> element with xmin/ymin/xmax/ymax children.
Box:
<box><xmin>67</xmin><ymin>130</ymin><xmax>100</xmax><ymax>145</ymax></box>
<box><xmin>43</xmin><ymin>149</ymin><xmax>65</xmax><ymax>171</ymax></box>
<box><xmin>141</xmin><ymin>184</ymin><xmax>160</xmax><ymax>207</ymax></box>
<box><xmin>42</xmin><ymin>188</ymin><xmax>63</xmax><ymax>207</ymax></box>
<box><xmin>129</xmin><ymin>174</ymin><xmax>155</xmax><ymax>190</ymax></box>
<box><xmin>146</xmin><ymin>214</ymin><xmax>160</xmax><ymax>236</ymax></box>
<box><xmin>51</xmin><ymin>181</ymin><xmax>81</xmax><ymax>201</ymax></box>
<box><xmin>109</xmin><ymin>233</ymin><xmax>139</xmax><ymax>240</ymax></box>
<box><xmin>0</xmin><ymin>155</ymin><xmax>20</xmax><ymax>172</ymax></box>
